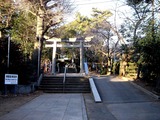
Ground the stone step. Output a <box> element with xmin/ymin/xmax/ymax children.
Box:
<box><xmin>39</xmin><ymin>76</ymin><xmax>91</xmax><ymax>93</ymax></box>
<box><xmin>40</xmin><ymin>88</ymin><xmax>91</xmax><ymax>93</ymax></box>
<box><xmin>43</xmin><ymin>90</ymin><xmax>91</xmax><ymax>93</ymax></box>
<box><xmin>41</xmin><ymin>81</ymin><xmax>89</xmax><ymax>84</ymax></box>
<box><xmin>39</xmin><ymin>85</ymin><xmax>90</xmax><ymax>89</ymax></box>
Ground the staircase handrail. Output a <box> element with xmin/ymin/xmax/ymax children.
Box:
<box><xmin>63</xmin><ymin>65</ymin><xmax>68</xmax><ymax>84</ymax></box>
<box><xmin>63</xmin><ymin>65</ymin><xmax>68</xmax><ymax>93</ymax></box>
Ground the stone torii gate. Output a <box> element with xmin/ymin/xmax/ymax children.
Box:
<box><xmin>45</xmin><ymin>37</ymin><xmax>93</xmax><ymax>75</ymax></box>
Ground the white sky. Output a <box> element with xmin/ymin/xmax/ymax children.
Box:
<box><xmin>66</xmin><ymin>0</ymin><xmax>132</xmax><ymax>25</ymax></box>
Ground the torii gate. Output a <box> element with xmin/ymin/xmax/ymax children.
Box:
<box><xmin>45</xmin><ymin>37</ymin><xmax>93</xmax><ymax>75</ymax></box>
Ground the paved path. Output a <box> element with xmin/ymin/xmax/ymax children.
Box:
<box><xmin>0</xmin><ymin>94</ymin><xmax>87</xmax><ymax>120</ymax></box>
<box><xmin>1</xmin><ymin>76</ymin><xmax>160</xmax><ymax>120</ymax></box>
<box><xmin>84</xmin><ymin>76</ymin><xmax>160</xmax><ymax>120</ymax></box>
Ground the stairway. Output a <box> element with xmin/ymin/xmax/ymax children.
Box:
<box><xmin>39</xmin><ymin>76</ymin><xmax>91</xmax><ymax>93</ymax></box>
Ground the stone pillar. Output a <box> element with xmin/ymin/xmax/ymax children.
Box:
<box><xmin>52</xmin><ymin>41</ymin><xmax>57</xmax><ymax>75</ymax></box>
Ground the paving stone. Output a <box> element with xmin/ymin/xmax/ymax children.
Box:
<box><xmin>0</xmin><ymin>94</ymin><xmax>87</xmax><ymax>120</ymax></box>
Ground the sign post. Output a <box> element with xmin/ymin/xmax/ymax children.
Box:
<box><xmin>4</xmin><ymin>74</ymin><xmax>18</xmax><ymax>95</ymax></box>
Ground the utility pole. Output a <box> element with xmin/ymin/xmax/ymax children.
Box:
<box><xmin>5</xmin><ymin>35</ymin><xmax>11</xmax><ymax>95</ymax></box>
<box><xmin>37</xmin><ymin>36</ymin><xmax>41</xmax><ymax>77</ymax></box>
<box><xmin>7</xmin><ymin>35</ymin><xmax>10</xmax><ymax>73</ymax></box>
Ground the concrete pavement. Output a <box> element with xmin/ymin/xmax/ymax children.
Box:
<box><xmin>85</xmin><ymin>76</ymin><xmax>160</xmax><ymax>120</ymax></box>
<box><xmin>1</xmin><ymin>76</ymin><xmax>160</xmax><ymax>120</ymax></box>
<box><xmin>0</xmin><ymin>94</ymin><xmax>87</xmax><ymax>120</ymax></box>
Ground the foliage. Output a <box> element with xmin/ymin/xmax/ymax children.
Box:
<box><xmin>0</xmin><ymin>0</ymin><xmax>37</xmax><ymax>57</ymax></box>
<box><xmin>11</xmin><ymin>11</ymin><xmax>36</xmax><ymax>57</ymax></box>
<box><xmin>91</xmin><ymin>8</ymin><xmax>112</xmax><ymax>23</ymax></box>
<box><xmin>0</xmin><ymin>0</ymin><xmax>17</xmax><ymax>35</ymax></box>
<box><xmin>15</xmin><ymin>0</ymin><xmax>72</xmax><ymax>37</ymax></box>
<box><xmin>56</xmin><ymin>9</ymin><xmax>113</xmax><ymax>64</ymax></box>
<box><xmin>122</xmin><ymin>0</ymin><xmax>160</xmax><ymax>81</ymax></box>
<box><xmin>137</xmin><ymin>31</ymin><xmax>160</xmax><ymax>80</ymax></box>
<box><xmin>54</xmin><ymin>9</ymin><xmax>118</xmax><ymax>75</ymax></box>
<box><xmin>55</xmin><ymin>12</ymin><xmax>92</xmax><ymax>38</ymax></box>
<box><xmin>0</xmin><ymin>0</ymin><xmax>75</xmax><ymax>93</ymax></box>
<box><xmin>126</xmin><ymin>0</ymin><xmax>152</xmax><ymax>5</ymax></box>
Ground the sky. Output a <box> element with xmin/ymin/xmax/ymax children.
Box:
<box><xmin>66</xmin><ymin>0</ymin><xmax>132</xmax><ymax>25</ymax></box>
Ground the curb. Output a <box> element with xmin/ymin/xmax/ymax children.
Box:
<box><xmin>129</xmin><ymin>81</ymin><xmax>160</xmax><ymax>100</ymax></box>
<box><xmin>82</xmin><ymin>95</ymin><xmax>88</xmax><ymax>120</ymax></box>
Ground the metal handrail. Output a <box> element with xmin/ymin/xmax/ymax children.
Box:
<box><xmin>63</xmin><ymin>65</ymin><xmax>68</xmax><ymax>84</ymax></box>
<box><xmin>63</xmin><ymin>65</ymin><xmax>68</xmax><ymax>92</ymax></box>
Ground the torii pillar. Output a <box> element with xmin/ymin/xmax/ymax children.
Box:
<box><xmin>80</xmin><ymin>40</ymin><xmax>84</xmax><ymax>73</ymax></box>
<box><xmin>52</xmin><ymin>40</ymin><xmax>57</xmax><ymax>75</ymax></box>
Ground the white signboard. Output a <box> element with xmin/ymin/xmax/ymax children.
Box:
<box><xmin>5</xmin><ymin>74</ymin><xmax>18</xmax><ymax>85</ymax></box>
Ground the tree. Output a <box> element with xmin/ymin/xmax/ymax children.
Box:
<box><xmin>90</xmin><ymin>8</ymin><xmax>128</xmax><ymax>74</ymax></box>
<box><xmin>55</xmin><ymin>12</ymin><xmax>92</xmax><ymax>38</ymax></box>
<box><xmin>118</xmin><ymin>1</ymin><xmax>153</xmax><ymax>77</ymax></box>
<box><xmin>124</xmin><ymin>0</ymin><xmax>160</xmax><ymax>90</ymax></box>
<box><xmin>0</xmin><ymin>0</ymin><xmax>16</xmax><ymax>36</ymax></box>
<box><xmin>124</xmin><ymin>0</ymin><xmax>159</xmax><ymax>63</ymax></box>
<box><xmin>56</xmin><ymin>8</ymin><xmax>126</xmax><ymax>74</ymax></box>
<box><xmin>137</xmin><ymin>24</ymin><xmax>160</xmax><ymax>86</ymax></box>
<box><xmin>16</xmin><ymin>0</ymin><xmax>72</xmax><ymax>40</ymax></box>
<box><xmin>14</xmin><ymin>0</ymin><xmax>72</xmax><ymax>76</ymax></box>
<box><xmin>11</xmin><ymin>11</ymin><xmax>36</xmax><ymax>59</ymax></box>
<box><xmin>125</xmin><ymin>0</ymin><xmax>158</xmax><ymax>44</ymax></box>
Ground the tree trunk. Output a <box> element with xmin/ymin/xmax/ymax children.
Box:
<box><xmin>32</xmin><ymin>7</ymin><xmax>44</xmax><ymax>77</ymax></box>
<box><xmin>0</xmin><ymin>31</ymin><xmax>2</xmax><ymax>38</ymax></box>
<box><xmin>151</xmin><ymin>0</ymin><xmax>155</xmax><ymax>41</ymax></box>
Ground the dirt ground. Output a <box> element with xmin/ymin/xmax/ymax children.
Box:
<box><xmin>134</xmin><ymin>79</ymin><xmax>160</xmax><ymax>96</ymax></box>
<box><xmin>0</xmin><ymin>90</ymin><xmax>43</xmax><ymax>117</ymax></box>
